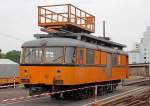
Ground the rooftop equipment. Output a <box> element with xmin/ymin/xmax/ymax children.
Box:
<box><xmin>38</xmin><ymin>4</ymin><xmax>95</xmax><ymax>33</ymax></box>
<box><xmin>37</xmin><ymin>4</ymin><xmax>126</xmax><ymax>50</ymax></box>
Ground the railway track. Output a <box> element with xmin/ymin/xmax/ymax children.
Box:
<box><xmin>82</xmin><ymin>78</ymin><xmax>150</xmax><ymax>106</ymax></box>
<box><xmin>0</xmin><ymin>84</ymin><xmax>17</xmax><ymax>89</ymax></box>
<box><xmin>82</xmin><ymin>86</ymin><xmax>150</xmax><ymax>106</ymax></box>
<box><xmin>124</xmin><ymin>77</ymin><xmax>150</xmax><ymax>86</ymax></box>
<box><xmin>0</xmin><ymin>86</ymin><xmax>148</xmax><ymax>106</ymax></box>
<box><xmin>0</xmin><ymin>78</ymin><xmax>150</xmax><ymax>106</ymax></box>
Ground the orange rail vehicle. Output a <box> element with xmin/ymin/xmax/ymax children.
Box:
<box><xmin>19</xmin><ymin>4</ymin><xmax>128</xmax><ymax>99</ymax></box>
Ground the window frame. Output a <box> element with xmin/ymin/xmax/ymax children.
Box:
<box><xmin>23</xmin><ymin>47</ymin><xmax>43</xmax><ymax>64</ymax></box>
<box><xmin>111</xmin><ymin>53</ymin><xmax>118</xmax><ymax>66</ymax></box>
<box><xmin>65</xmin><ymin>46</ymin><xmax>76</xmax><ymax>64</ymax></box>
<box><xmin>44</xmin><ymin>47</ymin><xmax>64</xmax><ymax>64</ymax></box>
<box><xmin>86</xmin><ymin>48</ymin><xmax>95</xmax><ymax>65</ymax></box>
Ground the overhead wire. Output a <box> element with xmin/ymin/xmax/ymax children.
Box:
<box><xmin>0</xmin><ymin>32</ymin><xmax>26</xmax><ymax>42</ymax></box>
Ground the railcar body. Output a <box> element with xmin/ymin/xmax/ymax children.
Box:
<box><xmin>19</xmin><ymin>33</ymin><xmax>128</xmax><ymax>99</ymax></box>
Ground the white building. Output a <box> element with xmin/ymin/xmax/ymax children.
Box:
<box><xmin>0</xmin><ymin>59</ymin><xmax>18</xmax><ymax>77</ymax></box>
<box><xmin>128</xmin><ymin>26</ymin><xmax>150</xmax><ymax>64</ymax></box>
<box><xmin>128</xmin><ymin>50</ymin><xmax>140</xmax><ymax>64</ymax></box>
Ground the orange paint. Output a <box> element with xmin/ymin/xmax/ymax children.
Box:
<box><xmin>19</xmin><ymin>50</ymin><xmax>128</xmax><ymax>86</ymax></box>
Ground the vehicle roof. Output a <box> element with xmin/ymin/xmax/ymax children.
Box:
<box><xmin>34</xmin><ymin>33</ymin><xmax>126</xmax><ymax>48</ymax></box>
<box><xmin>22</xmin><ymin>37</ymin><xmax>127</xmax><ymax>55</ymax></box>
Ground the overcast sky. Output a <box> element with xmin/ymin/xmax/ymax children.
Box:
<box><xmin>0</xmin><ymin>0</ymin><xmax>150</xmax><ymax>52</ymax></box>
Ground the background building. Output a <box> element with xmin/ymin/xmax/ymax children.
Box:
<box><xmin>128</xmin><ymin>50</ymin><xmax>140</xmax><ymax>64</ymax></box>
<box><xmin>128</xmin><ymin>26</ymin><xmax>150</xmax><ymax>64</ymax></box>
<box><xmin>0</xmin><ymin>59</ymin><xmax>18</xmax><ymax>77</ymax></box>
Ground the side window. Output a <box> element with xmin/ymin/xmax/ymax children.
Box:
<box><xmin>65</xmin><ymin>47</ymin><xmax>76</xmax><ymax>64</ymax></box>
<box><xmin>78</xmin><ymin>48</ymin><xmax>84</xmax><ymax>64</ymax></box>
<box><xmin>126</xmin><ymin>56</ymin><xmax>128</xmax><ymax>65</ymax></box>
<box><xmin>118</xmin><ymin>55</ymin><xmax>122</xmax><ymax>65</ymax></box>
<box><xmin>112</xmin><ymin>53</ymin><xmax>118</xmax><ymax>65</ymax></box>
<box><xmin>100</xmin><ymin>51</ymin><xmax>107</xmax><ymax>64</ymax></box>
<box><xmin>86</xmin><ymin>49</ymin><xmax>94</xmax><ymax>64</ymax></box>
<box><xmin>21</xmin><ymin>48</ymin><xmax>25</xmax><ymax>63</ymax></box>
<box><xmin>95</xmin><ymin>50</ymin><xmax>100</xmax><ymax>64</ymax></box>
<box><xmin>121</xmin><ymin>55</ymin><xmax>127</xmax><ymax>65</ymax></box>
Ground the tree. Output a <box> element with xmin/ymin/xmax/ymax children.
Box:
<box><xmin>0</xmin><ymin>49</ymin><xmax>5</xmax><ymax>59</ymax></box>
<box><xmin>0</xmin><ymin>49</ymin><xmax>2</xmax><ymax>58</ymax></box>
<box><xmin>5</xmin><ymin>50</ymin><xmax>21</xmax><ymax>63</ymax></box>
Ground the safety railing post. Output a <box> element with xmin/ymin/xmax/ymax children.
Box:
<box><xmin>13</xmin><ymin>74</ymin><xmax>16</xmax><ymax>88</ymax></box>
<box><xmin>92</xmin><ymin>85</ymin><xmax>97</xmax><ymax>106</ymax></box>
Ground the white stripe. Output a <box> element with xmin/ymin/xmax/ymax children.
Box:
<box><xmin>10</xmin><ymin>98</ymin><xmax>17</xmax><ymax>101</ymax></box>
<box><xmin>19</xmin><ymin>97</ymin><xmax>25</xmax><ymax>99</ymax></box>
<box><xmin>2</xmin><ymin>99</ymin><xmax>8</xmax><ymax>102</ymax></box>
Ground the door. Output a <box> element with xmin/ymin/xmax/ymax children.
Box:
<box><xmin>106</xmin><ymin>53</ymin><xmax>111</xmax><ymax>79</ymax></box>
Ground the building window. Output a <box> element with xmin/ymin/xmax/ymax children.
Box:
<box><xmin>144</xmin><ymin>48</ymin><xmax>146</xmax><ymax>51</ymax></box>
<box><xmin>86</xmin><ymin>49</ymin><xmax>94</xmax><ymax>64</ymax></box>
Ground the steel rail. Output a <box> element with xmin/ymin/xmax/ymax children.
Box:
<box><xmin>82</xmin><ymin>86</ymin><xmax>150</xmax><ymax>106</ymax></box>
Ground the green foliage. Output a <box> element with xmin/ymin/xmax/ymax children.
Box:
<box><xmin>0</xmin><ymin>49</ymin><xmax>5</xmax><ymax>58</ymax></box>
<box><xmin>0</xmin><ymin>53</ymin><xmax>5</xmax><ymax>59</ymax></box>
<box><xmin>0</xmin><ymin>49</ymin><xmax>21</xmax><ymax>63</ymax></box>
<box><xmin>5</xmin><ymin>50</ymin><xmax>21</xmax><ymax>63</ymax></box>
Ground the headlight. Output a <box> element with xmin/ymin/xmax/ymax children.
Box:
<box><xmin>24</xmin><ymin>69</ymin><xmax>28</xmax><ymax>77</ymax></box>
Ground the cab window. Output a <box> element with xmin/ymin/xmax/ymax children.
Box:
<box><xmin>65</xmin><ymin>47</ymin><xmax>76</xmax><ymax>64</ymax></box>
<box><xmin>24</xmin><ymin>48</ymin><xmax>42</xmax><ymax>64</ymax></box>
<box><xmin>44</xmin><ymin>47</ymin><xmax>64</xmax><ymax>64</ymax></box>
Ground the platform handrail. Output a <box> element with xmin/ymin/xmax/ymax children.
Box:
<box><xmin>38</xmin><ymin>4</ymin><xmax>95</xmax><ymax>33</ymax></box>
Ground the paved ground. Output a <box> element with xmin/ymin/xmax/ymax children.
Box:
<box><xmin>0</xmin><ymin>85</ymin><xmax>140</xmax><ymax>106</ymax></box>
<box><xmin>0</xmin><ymin>88</ymin><xmax>28</xmax><ymax>100</ymax></box>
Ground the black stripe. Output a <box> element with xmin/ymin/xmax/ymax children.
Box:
<box><xmin>112</xmin><ymin>65</ymin><xmax>128</xmax><ymax>68</ymax></box>
<box><xmin>20</xmin><ymin>64</ymin><xmax>106</xmax><ymax>67</ymax></box>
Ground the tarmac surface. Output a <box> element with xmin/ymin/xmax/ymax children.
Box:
<box><xmin>0</xmin><ymin>85</ymin><xmax>140</xmax><ymax>106</ymax></box>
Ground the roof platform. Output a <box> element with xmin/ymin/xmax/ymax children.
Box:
<box><xmin>38</xmin><ymin>4</ymin><xmax>95</xmax><ymax>34</ymax></box>
<box><xmin>34</xmin><ymin>33</ymin><xmax>126</xmax><ymax>50</ymax></box>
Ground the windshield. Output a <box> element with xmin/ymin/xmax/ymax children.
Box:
<box><xmin>65</xmin><ymin>47</ymin><xmax>76</xmax><ymax>64</ymax></box>
<box><xmin>21</xmin><ymin>47</ymin><xmax>76</xmax><ymax>64</ymax></box>
<box><xmin>24</xmin><ymin>48</ymin><xmax>42</xmax><ymax>64</ymax></box>
<box><xmin>44</xmin><ymin>47</ymin><xmax>64</xmax><ymax>64</ymax></box>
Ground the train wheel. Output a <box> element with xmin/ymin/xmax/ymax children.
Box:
<box><xmin>51</xmin><ymin>93</ymin><xmax>62</xmax><ymax>100</ymax></box>
<box><xmin>24</xmin><ymin>84</ymin><xmax>30</xmax><ymax>89</ymax></box>
<box><xmin>29</xmin><ymin>87</ymin><xmax>39</xmax><ymax>96</ymax></box>
<box><xmin>97</xmin><ymin>86</ymin><xmax>103</xmax><ymax>96</ymax></box>
<box><xmin>82</xmin><ymin>89</ymin><xmax>89</xmax><ymax>99</ymax></box>
<box><xmin>29</xmin><ymin>86</ymin><xmax>47</xmax><ymax>96</ymax></box>
<box><xmin>72</xmin><ymin>90</ymin><xmax>83</xmax><ymax>100</ymax></box>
